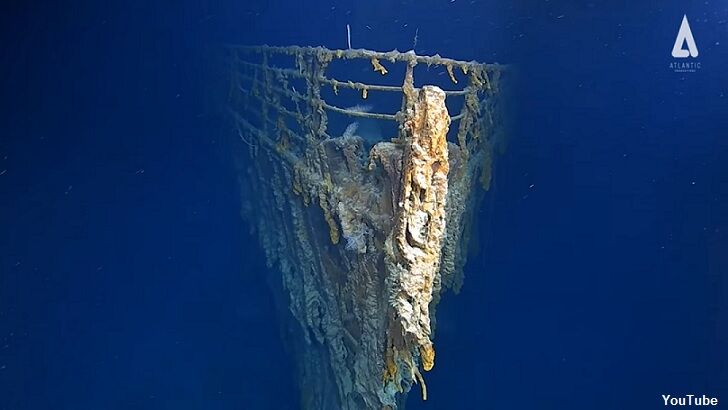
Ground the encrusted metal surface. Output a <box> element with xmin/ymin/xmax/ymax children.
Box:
<box><xmin>228</xmin><ymin>45</ymin><xmax>505</xmax><ymax>409</ymax></box>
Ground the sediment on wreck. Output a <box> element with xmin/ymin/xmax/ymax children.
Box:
<box><xmin>227</xmin><ymin>45</ymin><xmax>506</xmax><ymax>409</ymax></box>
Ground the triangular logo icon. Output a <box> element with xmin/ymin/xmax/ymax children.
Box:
<box><xmin>672</xmin><ymin>15</ymin><xmax>699</xmax><ymax>58</ymax></box>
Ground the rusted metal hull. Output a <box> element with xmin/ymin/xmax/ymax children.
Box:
<box><xmin>229</xmin><ymin>45</ymin><xmax>505</xmax><ymax>409</ymax></box>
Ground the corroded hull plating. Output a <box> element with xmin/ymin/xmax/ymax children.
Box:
<box><xmin>228</xmin><ymin>46</ymin><xmax>505</xmax><ymax>409</ymax></box>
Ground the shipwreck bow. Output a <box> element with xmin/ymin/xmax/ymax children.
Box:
<box><xmin>228</xmin><ymin>45</ymin><xmax>506</xmax><ymax>409</ymax></box>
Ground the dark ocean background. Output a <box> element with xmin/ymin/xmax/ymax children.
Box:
<box><xmin>1</xmin><ymin>0</ymin><xmax>726</xmax><ymax>409</ymax></box>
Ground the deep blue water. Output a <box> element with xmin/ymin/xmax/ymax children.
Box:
<box><xmin>1</xmin><ymin>1</ymin><xmax>726</xmax><ymax>409</ymax></box>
